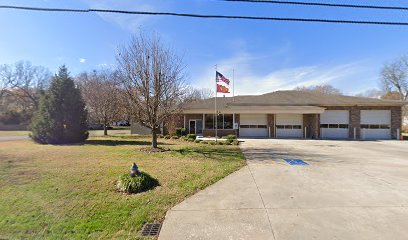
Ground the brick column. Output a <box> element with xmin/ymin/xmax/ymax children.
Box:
<box><xmin>391</xmin><ymin>106</ymin><xmax>402</xmax><ymax>139</ymax></box>
<box><xmin>303</xmin><ymin>114</ymin><xmax>319</xmax><ymax>139</ymax></box>
<box><xmin>267</xmin><ymin>114</ymin><xmax>275</xmax><ymax>138</ymax></box>
<box><xmin>349</xmin><ymin>107</ymin><xmax>360</xmax><ymax>139</ymax></box>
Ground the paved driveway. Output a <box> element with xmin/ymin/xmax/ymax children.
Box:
<box><xmin>160</xmin><ymin>139</ymin><xmax>408</xmax><ymax>240</ymax></box>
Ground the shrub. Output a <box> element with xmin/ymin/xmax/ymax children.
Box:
<box><xmin>171</xmin><ymin>136</ymin><xmax>179</xmax><ymax>139</ymax></box>
<box><xmin>116</xmin><ymin>172</ymin><xmax>159</xmax><ymax>194</ymax></box>
<box><xmin>164</xmin><ymin>135</ymin><xmax>171</xmax><ymax>139</ymax></box>
<box><xmin>181</xmin><ymin>136</ymin><xmax>188</xmax><ymax>141</ymax></box>
<box><xmin>187</xmin><ymin>139</ymin><xmax>194</xmax><ymax>142</ymax></box>
<box><xmin>217</xmin><ymin>141</ymin><xmax>224</xmax><ymax>145</ymax></box>
<box><xmin>209</xmin><ymin>141</ymin><xmax>216</xmax><ymax>145</ymax></box>
<box><xmin>222</xmin><ymin>135</ymin><xmax>237</xmax><ymax>140</ymax></box>
<box><xmin>194</xmin><ymin>139</ymin><xmax>200</xmax><ymax>143</ymax></box>
<box><xmin>176</xmin><ymin>128</ymin><xmax>187</xmax><ymax>137</ymax></box>
<box><xmin>186</xmin><ymin>134</ymin><xmax>196</xmax><ymax>140</ymax></box>
<box><xmin>232</xmin><ymin>140</ymin><xmax>239</xmax><ymax>145</ymax></box>
<box><xmin>200</xmin><ymin>141</ymin><xmax>209</xmax><ymax>144</ymax></box>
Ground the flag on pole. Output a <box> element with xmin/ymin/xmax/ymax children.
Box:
<box><xmin>216</xmin><ymin>71</ymin><xmax>230</xmax><ymax>93</ymax></box>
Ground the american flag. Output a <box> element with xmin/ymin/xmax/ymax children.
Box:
<box><xmin>216</xmin><ymin>71</ymin><xmax>230</xmax><ymax>85</ymax></box>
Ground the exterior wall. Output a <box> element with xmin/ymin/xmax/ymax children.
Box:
<box><xmin>203</xmin><ymin>129</ymin><xmax>238</xmax><ymax>137</ymax></box>
<box><xmin>267</xmin><ymin>114</ymin><xmax>275</xmax><ymax>138</ymax></box>
<box><xmin>184</xmin><ymin>114</ymin><xmax>203</xmax><ymax>134</ymax></box>
<box><xmin>303</xmin><ymin>114</ymin><xmax>319</xmax><ymax>139</ymax></box>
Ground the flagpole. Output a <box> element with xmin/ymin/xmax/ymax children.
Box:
<box><xmin>232</xmin><ymin>68</ymin><xmax>235</xmax><ymax>102</ymax></box>
<box><xmin>215</xmin><ymin>65</ymin><xmax>218</xmax><ymax>142</ymax></box>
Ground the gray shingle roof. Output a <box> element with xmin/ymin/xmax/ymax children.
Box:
<box><xmin>183</xmin><ymin>90</ymin><xmax>405</xmax><ymax>110</ymax></box>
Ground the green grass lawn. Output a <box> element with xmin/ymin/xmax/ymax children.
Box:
<box><xmin>0</xmin><ymin>131</ymin><xmax>30</xmax><ymax>137</ymax></box>
<box><xmin>0</xmin><ymin>135</ymin><xmax>245</xmax><ymax>239</ymax></box>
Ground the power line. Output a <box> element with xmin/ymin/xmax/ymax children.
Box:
<box><xmin>1</xmin><ymin>5</ymin><xmax>408</xmax><ymax>26</ymax></box>
<box><xmin>222</xmin><ymin>0</ymin><xmax>408</xmax><ymax>11</ymax></box>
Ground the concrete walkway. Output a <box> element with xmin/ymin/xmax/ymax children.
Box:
<box><xmin>159</xmin><ymin>139</ymin><xmax>408</xmax><ymax>240</ymax></box>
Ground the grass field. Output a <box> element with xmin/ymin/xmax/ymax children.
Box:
<box><xmin>0</xmin><ymin>129</ymin><xmax>130</xmax><ymax>138</ymax></box>
<box><xmin>0</xmin><ymin>131</ymin><xmax>30</xmax><ymax>137</ymax></box>
<box><xmin>0</xmin><ymin>135</ymin><xmax>245</xmax><ymax>239</ymax></box>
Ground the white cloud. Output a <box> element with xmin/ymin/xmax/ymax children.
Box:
<box><xmin>79</xmin><ymin>58</ymin><xmax>86</xmax><ymax>63</ymax></box>
<box><xmin>82</xmin><ymin>0</ymin><xmax>163</xmax><ymax>33</ymax></box>
<box><xmin>193</xmin><ymin>52</ymin><xmax>369</xmax><ymax>96</ymax></box>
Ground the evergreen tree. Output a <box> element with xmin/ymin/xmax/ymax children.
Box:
<box><xmin>31</xmin><ymin>65</ymin><xmax>88</xmax><ymax>144</ymax></box>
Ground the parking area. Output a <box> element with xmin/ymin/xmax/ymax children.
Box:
<box><xmin>160</xmin><ymin>139</ymin><xmax>408</xmax><ymax>240</ymax></box>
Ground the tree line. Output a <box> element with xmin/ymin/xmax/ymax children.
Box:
<box><xmin>0</xmin><ymin>33</ymin><xmax>212</xmax><ymax>147</ymax></box>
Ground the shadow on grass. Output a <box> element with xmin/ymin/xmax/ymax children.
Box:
<box><xmin>85</xmin><ymin>139</ymin><xmax>173</xmax><ymax>146</ymax></box>
<box><xmin>174</xmin><ymin>146</ymin><xmax>243</xmax><ymax>160</ymax></box>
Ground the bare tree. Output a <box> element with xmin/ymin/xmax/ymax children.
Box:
<box><xmin>381</xmin><ymin>56</ymin><xmax>408</xmax><ymax>101</ymax></box>
<box><xmin>0</xmin><ymin>61</ymin><xmax>51</xmax><ymax>108</ymax></box>
<box><xmin>183</xmin><ymin>87</ymin><xmax>214</xmax><ymax>102</ymax></box>
<box><xmin>77</xmin><ymin>70</ymin><xmax>124</xmax><ymax>135</ymax></box>
<box><xmin>294</xmin><ymin>84</ymin><xmax>342</xmax><ymax>95</ymax></box>
<box><xmin>117</xmin><ymin>33</ymin><xmax>185</xmax><ymax>148</ymax></box>
<box><xmin>354</xmin><ymin>88</ymin><xmax>384</xmax><ymax>99</ymax></box>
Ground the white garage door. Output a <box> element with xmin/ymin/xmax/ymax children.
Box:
<box><xmin>320</xmin><ymin>110</ymin><xmax>349</xmax><ymax>139</ymax></box>
<box><xmin>276</xmin><ymin>114</ymin><xmax>303</xmax><ymax>138</ymax></box>
<box><xmin>239</xmin><ymin>114</ymin><xmax>268</xmax><ymax>137</ymax></box>
<box><xmin>361</xmin><ymin>110</ymin><xmax>391</xmax><ymax>140</ymax></box>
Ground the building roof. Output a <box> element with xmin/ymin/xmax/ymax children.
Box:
<box><xmin>182</xmin><ymin>90</ymin><xmax>405</xmax><ymax>113</ymax></box>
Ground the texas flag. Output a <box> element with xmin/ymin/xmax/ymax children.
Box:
<box><xmin>216</xmin><ymin>71</ymin><xmax>230</xmax><ymax>93</ymax></box>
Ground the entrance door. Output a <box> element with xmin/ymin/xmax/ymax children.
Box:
<box><xmin>189</xmin><ymin>120</ymin><xmax>203</xmax><ymax>134</ymax></box>
<box><xmin>189</xmin><ymin>120</ymin><xmax>196</xmax><ymax>134</ymax></box>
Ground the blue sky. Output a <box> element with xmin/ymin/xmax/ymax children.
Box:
<box><xmin>1</xmin><ymin>0</ymin><xmax>408</xmax><ymax>95</ymax></box>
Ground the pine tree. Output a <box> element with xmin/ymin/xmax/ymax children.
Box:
<box><xmin>31</xmin><ymin>65</ymin><xmax>88</xmax><ymax>144</ymax></box>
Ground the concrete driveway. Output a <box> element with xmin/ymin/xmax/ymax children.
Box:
<box><xmin>159</xmin><ymin>139</ymin><xmax>408</xmax><ymax>240</ymax></box>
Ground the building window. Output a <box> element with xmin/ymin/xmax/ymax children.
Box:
<box><xmin>205</xmin><ymin>114</ymin><xmax>234</xmax><ymax>129</ymax></box>
<box><xmin>205</xmin><ymin>114</ymin><xmax>214</xmax><ymax>129</ymax></box>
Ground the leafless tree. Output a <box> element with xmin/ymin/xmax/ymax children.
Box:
<box><xmin>381</xmin><ymin>56</ymin><xmax>408</xmax><ymax>101</ymax></box>
<box><xmin>116</xmin><ymin>33</ymin><xmax>186</xmax><ymax>148</ymax></box>
<box><xmin>0</xmin><ymin>61</ymin><xmax>51</xmax><ymax>108</ymax></box>
<box><xmin>77</xmin><ymin>70</ymin><xmax>125</xmax><ymax>135</ymax></box>
<box><xmin>354</xmin><ymin>88</ymin><xmax>384</xmax><ymax>99</ymax></box>
<box><xmin>294</xmin><ymin>84</ymin><xmax>342</xmax><ymax>95</ymax></box>
<box><xmin>183</xmin><ymin>87</ymin><xmax>214</xmax><ymax>102</ymax></box>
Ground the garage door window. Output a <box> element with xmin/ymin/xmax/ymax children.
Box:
<box><xmin>240</xmin><ymin>125</ymin><xmax>267</xmax><ymax>129</ymax></box>
<box><xmin>276</xmin><ymin>125</ymin><xmax>302</xmax><ymax>129</ymax></box>
<box><xmin>320</xmin><ymin>124</ymin><xmax>349</xmax><ymax>129</ymax></box>
<box><xmin>361</xmin><ymin>124</ymin><xmax>390</xmax><ymax>129</ymax></box>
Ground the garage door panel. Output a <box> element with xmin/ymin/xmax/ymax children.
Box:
<box><xmin>240</xmin><ymin>128</ymin><xmax>268</xmax><ymax>137</ymax></box>
<box><xmin>276</xmin><ymin>114</ymin><xmax>303</xmax><ymax>138</ymax></box>
<box><xmin>361</xmin><ymin>129</ymin><xmax>391</xmax><ymax>140</ymax></box>
<box><xmin>276</xmin><ymin>114</ymin><xmax>302</xmax><ymax>125</ymax></box>
<box><xmin>360</xmin><ymin>110</ymin><xmax>391</xmax><ymax>139</ymax></box>
<box><xmin>321</xmin><ymin>129</ymin><xmax>349</xmax><ymax>139</ymax></box>
<box><xmin>239</xmin><ymin>114</ymin><xmax>268</xmax><ymax>137</ymax></box>
<box><xmin>321</xmin><ymin>110</ymin><xmax>349</xmax><ymax>124</ymax></box>
<box><xmin>276</xmin><ymin>129</ymin><xmax>303</xmax><ymax>138</ymax></box>
<box><xmin>240</xmin><ymin>114</ymin><xmax>267</xmax><ymax>125</ymax></box>
<box><xmin>320</xmin><ymin>110</ymin><xmax>349</xmax><ymax>139</ymax></box>
<box><xmin>361</xmin><ymin>110</ymin><xmax>391</xmax><ymax>124</ymax></box>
